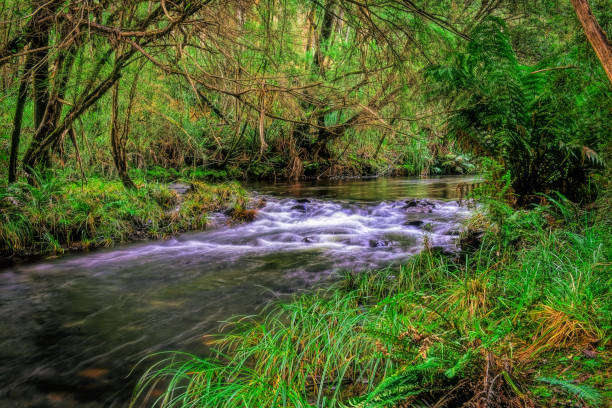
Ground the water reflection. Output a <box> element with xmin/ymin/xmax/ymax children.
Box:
<box><xmin>248</xmin><ymin>175</ymin><xmax>480</xmax><ymax>201</ymax></box>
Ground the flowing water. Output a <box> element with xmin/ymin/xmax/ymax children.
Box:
<box><xmin>0</xmin><ymin>176</ymin><xmax>477</xmax><ymax>407</ymax></box>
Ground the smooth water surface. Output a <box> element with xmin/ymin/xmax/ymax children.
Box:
<box><xmin>0</xmin><ymin>176</ymin><xmax>476</xmax><ymax>407</ymax></box>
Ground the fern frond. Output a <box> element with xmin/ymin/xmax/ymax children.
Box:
<box><xmin>537</xmin><ymin>377</ymin><xmax>602</xmax><ymax>406</ymax></box>
<box><xmin>347</xmin><ymin>359</ymin><xmax>443</xmax><ymax>407</ymax></box>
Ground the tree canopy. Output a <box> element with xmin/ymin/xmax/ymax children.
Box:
<box><xmin>0</xmin><ymin>0</ymin><xmax>610</xmax><ymax>201</ymax></box>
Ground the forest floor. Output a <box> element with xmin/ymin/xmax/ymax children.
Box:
<box><xmin>132</xmin><ymin>191</ymin><xmax>612</xmax><ymax>408</ymax></box>
<box><xmin>0</xmin><ymin>177</ymin><xmax>249</xmax><ymax>260</ymax></box>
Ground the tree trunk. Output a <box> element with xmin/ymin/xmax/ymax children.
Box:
<box><xmin>292</xmin><ymin>0</ymin><xmax>336</xmax><ymax>160</ymax></box>
<box><xmin>20</xmin><ymin>0</ymin><xmax>62</xmax><ymax>179</ymax></box>
<box><xmin>313</xmin><ymin>0</ymin><xmax>336</xmax><ymax>77</ymax></box>
<box><xmin>29</xmin><ymin>0</ymin><xmax>61</xmax><ymax>170</ymax></box>
<box><xmin>9</xmin><ymin>59</ymin><xmax>31</xmax><ymax>183</ymax></box>
<box><xmin>23</xmin><ymin>63</ymin><xmax>125</xmax><ymax>175</ymax></box>
<box><xmin>23</xmin><ymin>46</ymin><xmax>133</xmax><ymax>179</ymax></box>
<box><xmin>50</xmin><ymin>46</ymin><xmax>77</xmax><ymax>159</ymax></box>
<box><xmin>570</xmin><ymin>0</ymin><xmax>612</xmax><ymax>84</ymax></box>
<box><xmin>110</xmin><ymin>79</ymin><xmax>136</xmax><ymax>189</ymax></box>
<box><xmin>312</xmin><ymin>0</ymin><xmax>337</xmax><ymax>159</ymax></box>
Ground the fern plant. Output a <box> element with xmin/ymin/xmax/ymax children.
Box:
<box><xmin>537</xmin><ymin>377</ymin><xmax>602</xmax><ymax>407</ymax></box>
<box><xmin>427</xmin><ymin>18</ymin><xmax>605</xmax><ymax>205</ymax></box>
<box><xmin>344</xmin><ymin>359</ymin><xmax>442</xmax><ymax>408</ymax></box>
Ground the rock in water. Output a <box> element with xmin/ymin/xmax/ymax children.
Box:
<box><xmin>369</xmin><ymin>239</ymin><xmax>390</xmax><ymax>248</ymax></box>
<box><xmin>404</xmin><ymin>199</ymin><xmax>418</xmax><ymax>208</ymax></box>
<box><xmin>403</xmin><ymin>199</ymin><xmax>436</xmax><ymax>210</ymax></box>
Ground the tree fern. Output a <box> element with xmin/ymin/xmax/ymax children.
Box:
<box><xmin>426</xmin><ymin>17</ymin><xmax>605</xmax><ymax>204</ymax></box>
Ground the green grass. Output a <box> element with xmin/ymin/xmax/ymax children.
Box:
<box><xmin>131</xmin><ymin>198</ymin><xmax>611</xmax><ymax>407</ymax></box>
<box><xmin>0</xmin><ymin>176</ymin><xmax>248</xmax><ymax>258</ymax></box>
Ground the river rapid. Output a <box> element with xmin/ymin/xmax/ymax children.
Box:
<box><xmin>0</xmin><ymin>176</ymin><xmax>477</xmax><ymax>407</ymax></box>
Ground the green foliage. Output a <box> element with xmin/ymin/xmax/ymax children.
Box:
<box><xmin>433</xmin><ymin>153</ymin><xmax>476</xmax><ymax>175</ymax></box>
<box><xmin>427</xmin><ymin>18</ymin><xmax>610</xmax><ymax>204</ymax></box>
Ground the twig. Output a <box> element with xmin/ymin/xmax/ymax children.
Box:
<box><xmin>530</xmin><ymin>65</ymin><xmax>579</xmax><ymax>74</ymax></box>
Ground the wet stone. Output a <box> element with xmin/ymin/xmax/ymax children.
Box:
<box><xmin>296</xmin><ymin>198</ymin><xmax>311</xmax><ymax>203</ymax></box>
<box><xmin>369</xmin><ymin>239</ymin><xmax>391</xmax><ymax>248</ymax></box>
<box><xmin>302</xmin><ymin>237</ymin><xmax>315</xmax><ymax>243</ymax></box>
<box><xmin>290</xmin><ymin>204</ymin><xmax>307</xmax><ymax>212</ymax></box>
<box><xmin>405</xmin><ymin>220</ymin><xmax>424</xmax><ymax>227</ymax></box>
<box><xmin>403</xmin><ymin>199</ymin><xmax>436</xmax><ymax>210</ymax></box>
<box><xmin>253</xmin><ymin>198</ymin><xmax>267</xmax><ymax>208</ymax></box>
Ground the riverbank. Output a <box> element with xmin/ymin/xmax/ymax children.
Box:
<box><xmin>133</xmin><ymin>195</ymin><xmax>611</xmax><ymax>407</ymax></box>
<box><xmin>0</xmin><ymin>178</ymin><xmax>248</xmax><ymax>260</ymax></box>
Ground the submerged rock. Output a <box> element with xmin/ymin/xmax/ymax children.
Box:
<box><xmin>405</xmin><ymin>220</ymin><xmax>425</xmax><ymax>227</ymax></box>
<box><xmin>77</xmin><ymin>368</ymin><xmax>109</xmax><ymax>379</ymax></box>
<box><xmin>290</xmin><ymin>204</ymin><xmax>307</xmax><ymax>212</ymax></box>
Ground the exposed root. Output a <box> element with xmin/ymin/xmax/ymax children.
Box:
<box><xmin>463</xmin><ymin>352</ymin><xmax>533</xmax><ymax>408</ymax></box>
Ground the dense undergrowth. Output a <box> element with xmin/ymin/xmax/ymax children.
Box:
<box><xmin>131</xmin><ymin>192</ymin><xmax>611</xmax><ymax>407</ymax></box>
<box><xmin>0</xmin><ymin>176</ymin><xmax>248</xmax><ymax>259</ymax></box>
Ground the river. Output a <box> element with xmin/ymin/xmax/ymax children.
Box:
<box><xmin>0</xmin><ymin>176</ymin><xmax>477</xmax><ymax>407</ymax></box>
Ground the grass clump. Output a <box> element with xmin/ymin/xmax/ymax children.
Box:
<box><xmin>0</xmin><ymin>177</ymin><xmax>248</xmax><ymax>258</ymax></box>
<box><xmin>132</xmin><ymin>196</ymin><xmax>611</xmax><ymax>407</ymax></box>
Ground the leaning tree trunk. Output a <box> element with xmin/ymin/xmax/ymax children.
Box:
<box><xmin>29</xmin><ymin>0</ymin><xmax>60</xmax><ymax>170</ymax></box>
<box><xmin>570</xmin><ymin>0</ymin><xmax>612</xmax><ymax>84</ymax></box>
<box><xmin>23</xmin><ymin>64</ymin><xmax>126</xmax><ymax>177</ymax></box>
<box><xmin>20</xmin><ymin>0</ymin><xmax>63</xmax><ymax>180</ymax></box>
<box><xmin>22</xmin><ymin>45</ymin><xmax>134</xmax><ymax>182</ymax></box>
